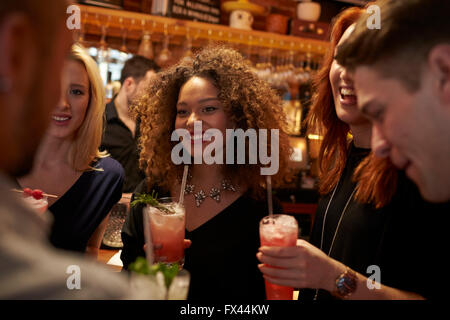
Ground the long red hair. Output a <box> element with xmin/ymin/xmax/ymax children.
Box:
<box><xmin>307</xmin><ymin>6</ymin><xmax>397</xmax><ymax>208</ymax></box>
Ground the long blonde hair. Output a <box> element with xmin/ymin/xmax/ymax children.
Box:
<box><xmin>68</xmin><ymin>44</ymin><xmax>107</xmax><ymax>171</ymax></box>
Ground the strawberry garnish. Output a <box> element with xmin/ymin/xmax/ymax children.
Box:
<box><xmin>23</xmin><ymin>188</ymin><xmax>33</xmax><ymax>197</ymax></box>
<box><xmin>31</xmin><ymin>189</ymin><xmax>44</xmax><ymax>200</ymax></box>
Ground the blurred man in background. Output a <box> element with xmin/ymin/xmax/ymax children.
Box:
<box><xmin>101</xmin><ymin>55</ymin><xmax>160</xmax><ymax>194</ymax></box>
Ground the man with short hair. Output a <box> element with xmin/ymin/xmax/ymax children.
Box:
<box><xmin>101</xmin><ymin>55</ymin><xmax>160</xmax><ymax>193</ymax></box>
<box><xmin>0</xmin><ymin>1</ymin><xmax>150</xmax><ymax>299</ymax></box>
<box><xmin>336</xmin><ymin>0</ymin><xmax>450</xmax><ymax>203</ymax></box>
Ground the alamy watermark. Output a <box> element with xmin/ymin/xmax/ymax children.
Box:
<box><xmin>66</xmin><ymin>4</ymin><xmax>382</xmax><ymax>31</ymax></box>
<box><xmin>367</xmin><ymin>265</ymin><xmax>382</xmax><ymax>290</ymax></box>
<box><xmin>367</xmin><ymin>5</ymin><xmax>381</xmax><ymax>30</ymax></box>
<box><xmin>66</xmin><ymin>265</ymin><xmax>81</xmax><ymax>290</ymax></box>
<box><xmin>66</xmin><ymin>5</ymin><xmax>81</xmax><ymax>30</ymax></box>
<box><xmin>171</xmin><ymin>121</ymin><xmax>280</xmax><ymax>175</ymax></box>
<box><xmin>63</xmin><ymin>263</ymin><xmax>381</xmax><ymax>292</ymax></box>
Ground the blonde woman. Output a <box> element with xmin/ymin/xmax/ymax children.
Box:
<box><xmin>18</xmin><ymin>44</ymin><xmax>124</xmax><ymax>257</ymax></box>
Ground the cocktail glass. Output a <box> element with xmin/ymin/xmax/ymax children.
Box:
<box><xmin>144</xmin><ymin>197</ymin><xmax>185</xmax><ymax>267</ymax></box>
<box><xmin>129</xmin><ymin>268</ymin><xmax>190</xmax><ymax>300</ymax></box>
<box><xmin>167</xmin><ymin>269</ymin><xmax>190</xmax><ymax>300</ymax></box>
<box><xmin>259</xmin><ymin>214</ymin><xmax>298</xmax><ymax>300</ymax></box>
<box><xmin>23</xmin><ymin>195</ymin><xmax>48</xmax><ymax>215</ymax></box>
<box><xmin>103</xmin><ymin>202</ymin><xmax>129</xmax><ymax>248</ymax></box>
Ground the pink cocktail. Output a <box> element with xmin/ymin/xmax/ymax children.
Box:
<box><xmin>23</xmin><ymin>195</ymin><xmax>48</xmax><ymax>214</ymax></box>
<box><xmin>260</xmin><ymin>214</ymin><xmax>298</xmax><ymax>300</ymax></box>
<box><xmin>146</xmin><ymin>198</ymin><xmax>185</xmax><ymax>266</ymax></box>
<box><xmin>22</xmin><ymin>188</ymin><xmax>48</xmax><ymax>214</ymax></box>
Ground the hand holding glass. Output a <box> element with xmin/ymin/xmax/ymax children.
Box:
<box><xmin>259</xmin><ymin>214</ymin><xmax>298</xmax><ymax>300</ymax></box>
<box><xmin>144</xmin><ymin>197</ymin><xmax>186</xmax><ymax>267</ymax></box>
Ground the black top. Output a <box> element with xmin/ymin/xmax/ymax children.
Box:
<box><xmin>49</xmin><ymin>157</ymin><xmax>124</xmax><ymax>252</ymax></box>
<box><xmin>121</xmin><ymin>179</ymin><xmax>283</xmax><ymax>300</ymax></box>
<box><xmin>100</xmin><ymin>99</ymin><xmax>144</xmax><ymax>193</ymax></box>
<box><xmin>300</xmin><ymin>144</ymin><xmax>450</xmax><ymax>300</ymax></box>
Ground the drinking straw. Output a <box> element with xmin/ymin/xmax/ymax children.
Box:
<box><xmin>143</xmin><ymin>208</ymin><xmax>154</xmax><ymax>266</ymax></box>
<box><xmin>266</xmin><ymin>175</ymin><xmax>273</xmax><ymax>216</ymax></box>
<box><xmin>179</xmin><ymin>165</ymin><xmax>189</xmax><ymax>205</ymax></box>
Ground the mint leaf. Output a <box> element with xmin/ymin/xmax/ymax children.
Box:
<box><xmin>129</xmin><ymin>257</ymin><xmax>179</xmax><ymax>289</ymax></box>
<box><xmin>130</xmin><ymin>191</ymin><xmax>175</xmax><ymax>214</ymax></box>
<box><xmin>159</xmin><ymin>263</ymin><xmax>179</xmax><ymax>288</ymax></box>
<box><xmin>128</xmin><ymin>256</ymin><xmax>152</xmax><ymax>275</ymax></box>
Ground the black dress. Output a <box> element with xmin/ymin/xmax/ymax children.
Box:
<box><xmin>300</xmin><ymin>144</ymin><xmax>450</xmax><ymax>300</ymax></box>
<box><xmin>121</xmin><ymin>180</ymin><xmax>281</xmax><ymax>300</ymax></box>
<box><xmin>48</xmin><ymin>157</ymin><xmax>124</xmax><ymax>252</ymax></box>
<box><xmin>100</xmin><ymin>99</ymin><xmax>144</xmax><ymax>193</ymax></box>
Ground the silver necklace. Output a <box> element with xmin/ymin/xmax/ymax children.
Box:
<box><xmin>184</xmin><ymin>179</ymin><xmax>237</xmax><ymax>207</ymax></box>
<box><xmin>313</xmin><ymin>183</ymin><xmax>357</xmax><ymax>300</ymax></box>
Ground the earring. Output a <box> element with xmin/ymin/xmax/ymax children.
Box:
<box><xmin>0</xmin><ymin>76</ymin><xmax>12</xmax><ymax>93</ymax></box>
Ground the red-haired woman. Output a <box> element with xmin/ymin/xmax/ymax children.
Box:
<box><xmin>257</xmin><ymin>6</ymin><xmax>448</xmax><ymax>300</ymax></box>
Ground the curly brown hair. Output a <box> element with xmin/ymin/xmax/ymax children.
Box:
<box><xmin>307</xmin><ymin>6</ymin><xmax>397</xmax><ymax>208</ymax></box>
<box><xmin>133</xmin><ymin>46</ymin><xmax>292</xmax><ymax>199</ymax></box>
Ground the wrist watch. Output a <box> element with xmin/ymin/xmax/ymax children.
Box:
<box><xmin>332</xmin><ymin>268</ymin><xmax>358</xmax><ymax>299</ymax></box>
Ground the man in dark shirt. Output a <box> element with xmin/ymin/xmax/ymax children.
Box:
<box><xmin>336</xmin><ymin>0</ymin><xmax>450</xmax><ymax>203</ymax></box>
<box><xmin>101</xmin><ymin>55</ymin><xmax>160</xmax><ymax>193</ymax></box>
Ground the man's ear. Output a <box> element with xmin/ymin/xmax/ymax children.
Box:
<box><xmin>122</xmin><ymin>76</ymin><xmax>137</xmax><ymax>95</ymax></box>
<box><xmin>428</xmin><ymin>44</ymin><xmax>450</xmax><ymax>105</ymax></box>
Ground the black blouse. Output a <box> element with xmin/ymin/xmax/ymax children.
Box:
<box><xmin>300</xmin><ymin>144</ymin><xmax>450</xmax><ymax>300</ymax></box>
<box><xmin>121</xmin><ymin>179</ymin><xmax>283</xmax><ymax>300</ymax></box>
<box><xmin>100</xmin><ymin>99</ymin><xmax>144</xmax><ymax>193</ymax></box>
<box><xmin>49</xmin><ymin>157</ymin><xmax>124</xmax><ymax>252</ymax></box>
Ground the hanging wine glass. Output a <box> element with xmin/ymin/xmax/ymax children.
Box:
<box><xmin>234</xmin><ymin>33</ymin><xmax>243</xmax><ymax>54</ymax></box>
<box><xmin>97</xmin><ymin>15</ymin><xmax>111</xmax><ymax>63</ymax></box>
<box><xmin>294</xmin><ymin>51</ymin><xmax>307</xmax><ymax>84</ymax></box>
<box><xmin>156</xmin><ymin>23</ymin><xmax>172</xmax><ymax>68</ymax></box>
<box><xmin>117</xmin><ymin>17</ymin><xmax>130</xmax><ymax>62</ymax></box>
<box><xmin>286</xmin><ymin>43</ymin><xmax>296</xmax><ymax>78</ymax></box>
<box><xmin>282</xmin><ymin>49</ymin><xmax>293</xmax><ymax>89</ymax></box>
<box><xmin>286</xmin><ymin>48</ymin><xmax>298</xmax><ymax>98</ymax></box>
<box><xmin>138</xmin><ymin>32</ymin><xmax>154</xmax><ymax>59</ymax></box>
<box><xmin>119</xmin><ymin>17</ymin><xmax>128</xmax><ymax>53</ymax></box>
<box><xmin>265</xmin><ymin>40</ymin><xmax>274</xmax><ymax>83</ymax></box>
<box><xmin>243</xmin><ymin>35</ymin><xmax>253</xmax><ymax>67</ymax></box>
<box><xmin>74</xmin><ymin>11</ymin><xmax>88</xmax><ymax>45</ymax></box>
<box><xmin>137</xmin><ymin>19</ymin><xmax>154</xmax><ymax>59</ymax></box>
<box><xmin>207</xmin><ymin>29</ymin><xmax>213</xmax><ymax>46</ymax></box>
<box><xmin>254</xmin><ymin>37</ymin><xmax>264</xmax><ymax>79</ymax></box>
<box><xmin>273</xmin><ymin>49</ymin><xmax>286</xmax><ymax>88</ymax></box>
<box><xmin>226</xmin><ymin>31</ymin><xmax>233</xmax><ymax>49</ymax></box>
<box><xmin>182</xmin><ymin>27</ymin><xmax>194</xmax><ymax>62</ymax></box>
<box><xmin>303</xmin><ymin>52</ymin><xmax>312</xmax><ymax>82</ymax></box>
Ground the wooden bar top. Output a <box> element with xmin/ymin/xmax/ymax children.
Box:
<box><xmin>97</xmin><ymin>248</ymin><xmax>122</xmax><ymax>272</ymax></box>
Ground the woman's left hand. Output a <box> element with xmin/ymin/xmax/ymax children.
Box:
<box><xmin>256</xmin><ymin>239</ymin><xmax>344</xmax><ymax>291</ymax></box>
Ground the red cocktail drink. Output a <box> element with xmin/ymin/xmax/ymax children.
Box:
<box><xmin>260</xmin><ymin>214</ymin><xmax>298</xmax><ymax>300</ymax></box>
<box><xmin>145</xmin><ymin>198</ymin><xmax>185</xmax><ymax>267</ymax></box>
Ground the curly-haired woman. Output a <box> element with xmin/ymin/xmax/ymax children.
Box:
<box><xmin>257</xmin><ymin>6</ymin><xmax>449</xmax><ymax>300</ymax></box>
<box><xmin>120</xmin><ymin>46</ymin><xmax>292</xmax><ymax>300</ymax></box>
<box><xmin>18</xmin><ymin>44</ymin><xmax>124</xmax><ymax>256</ymax></box>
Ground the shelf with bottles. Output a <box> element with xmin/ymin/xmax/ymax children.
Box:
<box><xmin>75</xmin><ymin>4</ymin><xmax>328</xmax><ymax>65</ymax></box>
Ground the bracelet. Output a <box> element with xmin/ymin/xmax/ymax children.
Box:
<box><xmin>331</xmin><ymin>267</ymin><xmax>358</xmax><ymax>299</ymax></box>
